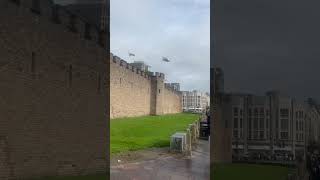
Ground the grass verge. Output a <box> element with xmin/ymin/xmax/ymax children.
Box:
<box><xmin>111</xmin><ymin>113</ymin><xmax>200</xmax><ymax>154</ymax></box>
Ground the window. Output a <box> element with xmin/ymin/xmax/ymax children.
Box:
<box><xmin>254</xmin><ymin>108</ymin><xmax>258</xmax><ymax>117</ymax></box>
<box><xmin>260</xmin><ymin>118</ymin><xmax>264</xmax><ymax>129</ymax></box>
<box><xmin>259</xmin><ymin>131</ymin><xmax>264</xmax><ymax>139</ymax></box>
<box><xmin>240</xmin><ymin>109</ymin><xmax>243</xmax><ymax>116</ymax></box>
<box><xmin>233</xmin><ymin>130</ymin><xmax>238</xmax><ymax>138</ymax></box>
<box><xmin>159</xmin><ymin>89</ymin><xmax>161</xmax><ymax>94</ymax></box>
<box><xmin>254</xmin><ymin>118</ymin><xmax>258</xmax><ymax>129</ymax></box>
<box><xmin>266</xmin><ymin>118</ymin><xmax>269</xmax><ymax>129</ymax></box>
<box><xmin>254</xmin><ymin>131</ymin><xmax>258</xmax><ymax>139</ymax></box>
<box><xmin>233</xmin><ymin>107</ymin><xmax>238</xmax><ymax>116</ymax></box>
<box><xmin>240</xmin><ymin>118</ymin><xmax>243</xmax><ymax>129</ymax></box>
<box><xmin>260</xmin><ymin>108</ymin><xmax>264</xmax><ymax>116</ymax></box>
<box><xmin>280</xmin><ymin>109</ymin><xmax>289</xmax><ymax>118</ymax></box>
<box><xmin>280</xmin><ymin>132</ymin><xmax>288</xmax><ymax>140</ymax></box>
<box><xmin>234</xmin><ymin>118</ymin><xmax>238</xmax><ymax>128</ymax></box>
<box><xmin>280</xmin><ymin>118</ymin><xmax>289</xmax><ymax>130</ymax></box>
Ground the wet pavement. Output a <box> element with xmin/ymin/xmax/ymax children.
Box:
<box><xmin>110</xmin><ymin>140</ymin><xmax>210</xmax><ymax>180</ymax></box>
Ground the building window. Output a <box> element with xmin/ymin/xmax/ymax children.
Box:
<box><xmin>259</xmin><ymin>108</ymin><xmax>264</xmax><ymax>116</ymax></box>
<box><xmin>233</xmin><ymin>107</ymin><xmax>238</xmax><ymax>116</ymax></box>
<box><xmin>280</xmin><ymin>109</ymin><xmax>289</xmax><ymax>118</ymax></box>
<box><xmin>234</xmin><ymin>118</ymin><xmax>238</xmax><ymax>128</ymax></box>
<box><xmin>280</xmin><ymin>132</ymin><xmax>288</xmax><ymax>140</ymax></box>
<box><xmin>240</xmin><ymin>118</ymin><xmax>243</xmax><ymax>129</ymax></box>
<box><xmin>159</xmin><ymin>89</ymin><xmax>161</xmax><ymax>94</ymax></box>
<box><xmin>254</xmin><ymin>131</ymin><xmax>258</xmax><ymax>139</ymax></box>
<box><xmin>260</xmin><ymin>118</ymin><xmax>264</xmax><ymax>129</ymax></box>
<box><xmin>259</xmin><ymin>131</ymin><xmax>264</xmax><ymax>139</ymax></box>
<box><xmin>254</xmin><ymin>108</ymin><xmax>258</xmax><ymax>117</ymax></box>
<box><xmin>233</xmin><ymin>130</ymin><xmax>238</xmax><ymax>138</ymax></box>
<box><xmin>280</xmin><ymin>118</ymin><xmax>289</xmax><ymax>130</ymax></box>
<box><xmin>254</xmin><ymin>118</ymin><xmax>258</xmax><ymax>129</ymax></box>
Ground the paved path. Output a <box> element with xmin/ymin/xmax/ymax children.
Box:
<box><xmin>110</xmin><ymin>140</ymin><xmax>210</xmax><ymax>180</ymax></box>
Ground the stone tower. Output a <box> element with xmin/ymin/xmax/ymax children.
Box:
<box><xmin>150</xmin><ymin>72</ymin><xmax>165</xmax><ymax>115</ymax></box>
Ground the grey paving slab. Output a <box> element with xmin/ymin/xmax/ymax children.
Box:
<box><xmin>111</xmin><ymin>140</ymin><xmax>210</xmax><ymax>180</ymax></box>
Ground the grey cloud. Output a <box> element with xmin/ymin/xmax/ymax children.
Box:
<box><xmin>111</xmin><ymin>0</ymin><xmax>210</xmax><ymax>92</ymax></box>
<box><xmin>215</xmin><ymin>0</ymin><xmax>320</xmax><ymax>100</ymax></box>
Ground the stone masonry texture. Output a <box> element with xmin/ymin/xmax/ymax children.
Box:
<box><xmin>0</xmin><ymin>0</ymin><xmax>108</xmax><ymax>179</ymax></box>
<box><xmin>110</xmin><ymin>54</ymin><xmax>182</xmax><ymax>119</ymax></box>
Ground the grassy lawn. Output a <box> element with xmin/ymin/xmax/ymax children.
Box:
<box><xmin>212</xmin><ymin>163</ymin><xmax>295</xmax><ymax>180</ymax></box>
<box><xmin>28</xmin><ymin>174</ymin><xmax>107</xmax><ymax>180</ymax></box>
<box><xmin>111</xmin><ymin>113</ymin><xmax>200</xmax><ymax>154</ymax></box>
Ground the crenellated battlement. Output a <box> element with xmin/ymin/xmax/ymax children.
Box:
<box><xmin>7</xmin><ymin>0</ymin><xmax>106</xmax><ymax>49</ymax></box>
<box><xmin>110</xmin><ymin>53</ymin><xmax>169</xmax><ymax>80</ymax></box>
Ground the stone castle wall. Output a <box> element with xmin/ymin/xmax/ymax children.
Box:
<box><xmin>0</xmin><ymin>0</ymin><xmax>108</xmax><ymax>179</ymax></box>
<box><xmin>163</xmin><ymin>86</ymin><xmax>182</xmax><ymax>114</ymax></box>
<box><xmin>110</xmin><ymin>54</ymin><xmax>152</xmax><ymax>118</ymax></box>
<box><xmin>110</xmin><ymin>54</ymin><xmax>182</xmax><ymax>119</ymax></box>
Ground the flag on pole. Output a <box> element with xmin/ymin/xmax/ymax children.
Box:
<box><xmin>162</xmin><ymin>57</ymin><xmax>170</xmax><ymax>62</ymax></box>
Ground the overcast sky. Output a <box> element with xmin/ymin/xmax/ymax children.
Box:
<box><xmin>111</xmin><ymin>0</ymin><xmax>210</xmax><ymax>92</ymax></box>
<box><xmin>214</xmin><ymin>0</ymin><xmax>320</xmax><ymax>101</ymax></box>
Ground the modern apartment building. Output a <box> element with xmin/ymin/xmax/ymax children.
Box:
<box><xmin>220</xmin><ymin>91</ymin><xmax>320</xmax><ymax>159</ymax></box>
<box><xmin>182</xmin><ymin>90</ymin><xmax>210</xmax><ymax>112</ymax></box>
